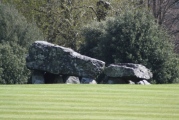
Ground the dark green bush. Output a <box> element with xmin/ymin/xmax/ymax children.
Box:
<box><xmin>0</xmin><ymin>4</ymin><xmax>43</xmax><ymax>84</ymax></box>
<box><xmin>80</xmin><ymin>8</ymin><xmax>179</xmax><ymax>84</ymax></box>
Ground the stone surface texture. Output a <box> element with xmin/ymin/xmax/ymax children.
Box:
<box><xmin>81</xmin><ymin>77</ymin><xmax>97</xmax><ymax>84</ymax></box>
<box><xmin>66</xmin><ymin>76</ymin><xmax>80</xmax><ymax>84</ymax></box>
<box><xmin>104</xmin><ymin>63</ymin><xmax>153</xmax><ymax>80</ymax></box>
<box><xmin>26</xmin><ymin>41</ymin><xmax>105</xmax><ymax>79</ymax></box>
<box><xmin>137</xmin><ymin>80</ymin><xmax>151</xmax><ymax>85</ymax></box>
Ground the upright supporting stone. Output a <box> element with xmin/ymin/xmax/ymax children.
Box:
<box><xmin>66</xmin><ymin>76</ymin><xmax>80</xmax><ymax>84</ymax></box>
<box><xmin>81</xmin><ymin>77</ymin><xmax>97</xmax><ymax>84</ymax></box>
<box><xmin>137</xmin><ymin>80</ymin><xmax>151</xmax><ymax>85</ymax></box>
<box><xmin>31</xmin><ymin>70</ymin><xmax>44</xmax><ymax>84</ymax></box>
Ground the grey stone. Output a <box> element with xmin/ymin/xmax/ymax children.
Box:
<box><xmin>143</xmin><ymin>80</ymin><xmax>151</xmax><ymax>85</ymax></box>
<box><xmin>137</xmin><ymin>80</ymin><xmax>151</xmax><ymax>85</ymax></box>
<box><xmin>129</xmin><ymin>80</ymin><xmax>135</xmax><ymax>84</ymax></box>
<box><xmin>137</xmin><ymin>81</ymin><xmax>144</xmax><ymax>85</ymax></box>
<box><xmin>81</xmin><ymin>77</ymin><xmax>97</xmax><ymax>84</ymax></box>
<box><xmin>104</xmin><ymin>63</ymin><xmax>153</xmax><ymax>81</ymax></box>
<box><xmin>31</xmin><ymin>70</ymin><xmax>44</xmax><ymax>84</ymax></box>
<box><xmin>66</xmin><ymin>76</ymin><xmax>80</xmax><ymax>84</ymax></box>
<box><xmin>26</xmin><ymin>41</ymin><xmax>105</xmax><ymax>79</ymax></box>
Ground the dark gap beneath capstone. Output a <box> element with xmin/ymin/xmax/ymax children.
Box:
<box><xmin>44</xmin><ymin>72</ymin><xmax>56</xmax><ymax>84</ymax></box>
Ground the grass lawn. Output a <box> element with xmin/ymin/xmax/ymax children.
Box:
<box><xmin>0</xmin><ymin>84</ymin><xmax>179</xmax><ymax>120</ymax></box>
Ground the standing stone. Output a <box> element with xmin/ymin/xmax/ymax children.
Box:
<box><xmin>31</xmin><ymin>70</ymin><xmax>44</xmax><ymax>84</ymax></box>
<box><xmin>137</xmin><ymin>80</ymin><xmax>151</xmax><ymax>85</ymax></box>
<box><xmin>129</xmin><ymin>80</ymin><xmax>135</xmax><ymax>84</ymax></box>
<box><xmin>66</xmin><ymin>76</ymin><xmax>80</xmax><ymax>84</ymax></box>
<box><xmin>81</xmin><ymin>77</ymin><xmax>97</xmax><ymax>84</ymax></box>
<box><xmin>26</xmin><ymin>41</ymin><xmax>105</xmax><ymax>79</ymax></box>
<box><xmin>142</xmin><ymin>80</ymin><xmax>151</xmax><ymax>85</ymax></box>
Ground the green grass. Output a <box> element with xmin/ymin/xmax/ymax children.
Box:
<box><xmin>0</xmin><ymin>84</ymin><xmax>179</xmax><ymax>120</ymax></box>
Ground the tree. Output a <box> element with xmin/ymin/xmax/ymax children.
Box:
<box><xmin>1</xmin><ymin>0</ymin><xmax>97</xmax><ymax>50</ymax></box>
<box><xmin>1</xmin><ymin>0</ymin><xmax>119</xmax><ymax>50</ymax></box>
<box><xmin>80</xmin><ymin>7</ymin><xmax>179</xmax><ymax>84</ymax></box>
<box><xmin>132</xmin><ymin>0</ymin><xmax>179</xmax><ymax>53</ymax></box>
<box><xmin>33</xmin><ymin>0</ymin><xmax>112</xmax><ymax>50</ymax></box>
<box><xmin>0</xmin><ymin>4</ymin><xmax>43</xmax><ymax>84</ymax></box>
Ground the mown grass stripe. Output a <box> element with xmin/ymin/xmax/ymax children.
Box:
<box><xmin>0</xmin><ymin>85</ymin><xmax>179</xmax><ymax>120</ymax></box>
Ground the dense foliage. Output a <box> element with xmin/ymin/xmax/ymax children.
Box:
<box><xmin>1</xmin><ymin>0</ymin><xmax>99</xmax><ymax>50</ymax></box>
<box><xmin>80</xmin><ymin>8</ymin><xmax>179</xmax><ymax>84</ymax></box>
<box><xmin>0</xmin><ymin>1</ymin><xmax>179</xmax><ymax>84</ymax></box>
<box><xmin>0</xmin><ymin>4</ymin><xmax>43</xmax><ymax>84</ymax></box>
<box><xmin>1</xmin><ymin>0</ymin><xmax>122</xmax><ymax>50</ymax></box>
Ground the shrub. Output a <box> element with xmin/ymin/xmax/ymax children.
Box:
<box><xmin>0</xmin><ymin>4</ymin><xmax>43</xmax><ymax>84</ymax></box>
<box><xmin>80</xmin><ymin>8</ymin><xmax>179</xmax><ymax>84</ymax></box>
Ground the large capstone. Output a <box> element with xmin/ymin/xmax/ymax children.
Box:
<box><xmin>26</xmin><ymin>41</ymin><xmax>105</xmax><ymax>79</ymax></box>
<box><xmin>104</xmin><ymin>63</ymin><xmax>153</xmax><ymax>81</ymax></box>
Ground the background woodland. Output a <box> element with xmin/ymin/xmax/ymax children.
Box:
<box><xmin>0</xmin><ymin>0</ymin><xmax>179</xmax><ymax>84</ymax></box>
